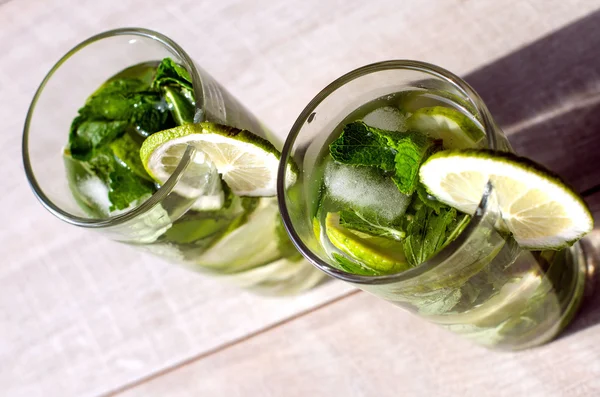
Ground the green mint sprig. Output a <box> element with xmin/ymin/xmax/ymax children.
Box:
<box><xmin>66</xmin><ymin>58</ymin><xmax>196</xmax><ymax>212</ymax></box>
<box><xmin>329</xmin><ymin>121</ymin><xmax>439</xmax><ymax>195</ymax></box>
<box><xmin>327</xmin><ymin>119</ymin><xmax>470</xmax><ymax>269</ymax></box>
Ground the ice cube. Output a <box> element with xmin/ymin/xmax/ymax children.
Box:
<box><xmin>362</xmin><ymin>106</ymin><xmax>407</xmax><ymax>132</ymax></box>
<box><xmin>324</xmin><ymin>162</ymin><xmax>410</xmax><ymax>220</ymax></box>
<box><xmin>78</xmin><ymin>176</ymin><xmax>111</xmax><ymax>214</ymax></box>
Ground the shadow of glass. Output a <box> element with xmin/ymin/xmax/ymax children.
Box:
<box><xmin>464</xmin><ymin>9</ymin><xmax>600</xmax><ymax>194</ymax></box>
<box><xmin>460</xmin><ymin>10</ymin><xmax>600</xmax><ymax>339</ymax></box>
<box><xmin>562</xmin><ymin>233</ymin><xmax>600</xmax><ymax>337</ymax></box>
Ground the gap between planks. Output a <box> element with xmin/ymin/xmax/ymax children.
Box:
<box><xmin>100</xmin><ymin>289</ymin><xmax>362</xmax><ymax>397</ymax></box>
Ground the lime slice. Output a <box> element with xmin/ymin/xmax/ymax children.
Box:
<box><xmin>325</xmin><ymin>212</ymin><xmax>410</xmax><ymax>274</ymax></box>
<box><xmin>407</xmin><ymin>106</ymin><xmax>485</xmax><ymax>149</ymax></box>
<box><xmin>146</xmin><ymin>144</ymin><xmax>225</xmax><ymax>211</ymax></box>
<box><xmin>109</xmin><ymin>133</ymin><xmax>153</xmax><ymax>182</ymax></box>
<box><xmin>214</xmin><ymin>257</ymin><xmax>326</xmax><ymax>296</ymax></box>
<box><xmin>141</xmin><ymin>122</ymin><xmax>295</xmax><ymax>197</ymax></box>
<box><xmin>419</xmin><ymin>150</ymin><xmax>593</xmax><ymax>249</ymax></box>
<box><xmin>194</xmin><ymin>198</ymin><xmax>281</xmax><ymax>273</ymax></box>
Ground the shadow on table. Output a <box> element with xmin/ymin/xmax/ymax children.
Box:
<box><xmin>461</xmin><ymin>10</ymin><xmax>600</xmax><ymax>337</ymax></box>
<box><xmin>464</xmin><ymin>9</ymin><xmax>600</xmax><ymax>195</ymax></box>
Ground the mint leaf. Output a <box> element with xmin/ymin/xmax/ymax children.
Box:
<box><xmin>152</xmin><ymin>57</ymin><xmax>193</xmax><ymax>91</ymax></box>
<box><xmin>67</xmin><ymin>146</ymin><xmax>154</xmax><ymax>213</ymax></box>
<box><xmin>129</xmin><ymin>93</ymin><xmax>172</xmax><ymax>135</ymax></box>
<box><xmin>446</xmin><ymin>213</ymin><xmax>471</xmax><ymax>243</ymax></box>
<box><xmin>88</xmin><ymin>77</ymin><xmax>149</xmax><ymax>98</ymax></box>
<box><xmin>329</xmin><ymin>121</ymin><xmax>397</xmax><ymax>171</ymax></box>
<box><xmin>86</xmin><ymin>91</ymin><xmax>170</xmax><ymax>134</ymax></box>
<box><xmin>66</xmin><ymin>59</ymin><xmax>197</xmax><ymax>213</ymax></box>
<box><xmin>69</xmin><ymin>119</ymin><xmax>128</xmax><ymax>160</ymax></box>
<box><xmin>416</xmin><ymin>182</ymin><xmax>446</xmax><ymax>214</ymax></box>
<box><xmin>83</xmin><ymin>78</ymin><xmax>156</xmax><ymax>121</ymax></box>
<box><xmin>388</xmin><ymin>132</ymin><xmax>438</xmax><ymax>195</ymax></box>
<box><xmin>329</xmin><ymin>121</ymin><xmax>437</xmax><ymax>195</ymax></box>
<box><xmin>332</xmin><ymin>253</ymin><xmax>380</xmax><ymax>276</ymax></box>
<box><xmin>110</xmin><ymin>133</ymin><xmax>153</xmax><ymax>181</ymax></box>
<box><xmin>85</xmin><ymin>146</ymin><xmax>154</xmax><ymax>212</ymax></box>
<box><xmin>108</xmin><ymin>161</ymin><xmax>154</xmax><ymax>211</ymax></box>
<box><xmin>402</xmin><ymin>197</ymin><xmax>468</xmax><ymax>267</ymax></box>
<box><xmin>152</xmin><ymin>58</ymin><xmax>196</xmax><ymax>126</ymax></box>
<box><xmin>85</xmin><ymin>92</ymin><xmax>136</xmax><ymax>120</ymax></box>
<box><xmin>85</xmin><ymin>146</ymin><xmax>116</xmax><ymax>182</ymax></box>
<box><xmin>163</xmin><ymin>85</ymin><xmax>195</xmax><ymax>125</ymax></box>
<box><xmin>68</xmin><ymin>81</ymin><xmax>171</xmax><ymax>159</ymax></box>
<box><xmin>339</xmin><ymin>209</ymin><xmax>405</xmax><ymax>240</ymax></box>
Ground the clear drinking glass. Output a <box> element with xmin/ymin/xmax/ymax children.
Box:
<box><xmin>23</xmin><ymin>28</ymin><xmax>325</xmax><ymax>295</ymax></box>
<box><xmin>278</xmin><ymin>60</ymin><xmax>591</xmax><ymax>349</ymax></box>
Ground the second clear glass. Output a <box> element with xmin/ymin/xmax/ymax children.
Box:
<box><xmin>278</xmin><ymin>60</ymin><xmax>589</xmax><ymax>349</ymax></box>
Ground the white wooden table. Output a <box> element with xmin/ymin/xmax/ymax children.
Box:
<box><xmin>2</xmin><ymin>0</ymin><xmax>600</xmax><ymax>396</ymax></box>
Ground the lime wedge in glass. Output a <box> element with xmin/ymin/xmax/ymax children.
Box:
<box><xmin>325</xmin><ymin>212</ymin><xmax>410</xmax><ymax>274</ymax></box>
<box><xmin>407</xmin><ymin>106</ymin><xmax>485</xmax><ymax>149</ymax></box>
<box><xmin>419</xmin><ymin>150</ymin><xmax>593</xmax><ymax>249</ymax></box>
<box><xmin>193</xmin><ymin>198</ymin><xmax>282</xmax><ymax>273</ymax></box>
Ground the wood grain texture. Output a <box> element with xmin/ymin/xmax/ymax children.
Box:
<box><xmin>1</xmin><ymin>0</ymin><xmax>600</xmax><ymax>396</ymax></box>
<box><xmin>110</xmin><ymin>191</ymin><xmax>600</xmax><ymax>397</ymax></box>
<box><xmin>112</xmin><ymin>290</ymin><xmax>600</xmax><ymax>397</ymax></box>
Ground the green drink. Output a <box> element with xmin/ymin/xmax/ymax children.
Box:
<box><xmin>279</xmin><ymin>61</ymin><xmax>593</xmax><ymax>349</ymax></box>
<box><xmin>313</xmin><ymin>91</ymin><xmax>483</xmax><ymax>276</ymax></box>
<box><xmin>24</xmin><ymin>29</ymin><xmax>325</xmax><ymax>295</ymax></box>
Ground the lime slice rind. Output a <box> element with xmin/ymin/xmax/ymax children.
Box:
<box><xmin>140</xmin><ymin>123</ymin><xmax>296</xmax><ymax>199</ymax></box>
<box><xmin>154</xmin><ymin>132</ymin><xmax>280</xmax><ymax>196</ymax></box>
<box><xmin>324</xmin><ymin>212</ymin><xmax>410</xmax><ymax>274</ymax></box>
<box><xmin>419</xmin><ymin>149</ymin><xmax>593</xmax><ymax>250</ymax></box>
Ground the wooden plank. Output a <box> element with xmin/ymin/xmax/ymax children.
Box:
<box><xmin>112</xmin><ymin>290</ymin><xmax>600</xmax><ymax>397</ymax></box>
<box><xmin>112</xmin><ymin>192</ymin><xmax>600</xmax><ymax>397</ymax></box>
<box><xmin>110</xmin><ymin>188</ymin><xmax>600</xmax><ymax>397</ymax></box>
<box><xmin>2</xmin><ymin>0</ymin><xmax>600</xmax><ymax>396</ymax></box>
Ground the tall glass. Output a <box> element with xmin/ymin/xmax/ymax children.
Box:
<box><xmin>23</xmin><ymin>28</ymin><xmax>325</xmax><ymax>295</ymax></box>
<box><xmin>278</xmin><ymin>60</ymin><xmax>591</xmax><ymax>349</ymax></box>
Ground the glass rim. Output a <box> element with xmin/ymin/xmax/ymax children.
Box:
<box><xmin>22</xmin><ymin>27</ymin><xmax>202</xmax><ymax>228</ymax></box>
<box><xmin>277</xmin><ymin>59</ymin><xmax>499</xmax><ymax>285</ymax></box>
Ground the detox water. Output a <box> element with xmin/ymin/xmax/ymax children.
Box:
<box><xmin>311</xmin><ymin>90</ymin><xmax>587</xmax><ymax>348</ymax></box>
<box><xmin>63</xmin><ymin>59</ymin><xmax>325</xmax><ymax>295</ymax></box>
